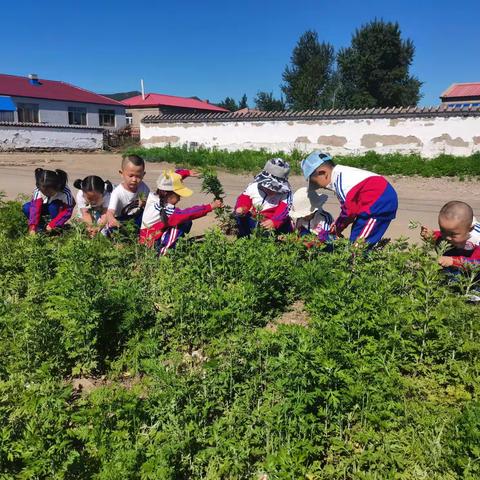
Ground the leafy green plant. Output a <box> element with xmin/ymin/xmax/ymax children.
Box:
<box><xmin>124</xmin><ymin>146</ymin><xmax>480</xmax><ymax>178</ymax></box>
<box><xmin>200</xmin><ymin>168</ymin><xmax>238</xmax><ymax>236</ymax></box>
<box><xmin>1</xmin><ymin>201</ymin><xmax>480</xmax><ymax>478</ymax></box>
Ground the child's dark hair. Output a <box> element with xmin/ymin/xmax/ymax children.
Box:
<box><xmin>35</xmin><ymin>168</ymin><xmax>68</xmax><ymax>191</ymax></box>
<box><xmin>323</xmin><ymin>160</ymin><xmax>336</xmax><ymax>168</ymax></box>
<box><xmin>439</xmin><ymin>201</ymin><xmax>473</xmax><ymax>227</ymax></box>
<box><xmin>155</xmin><ymin>189</ymin><xmax>174</xmax><ymax>224</ymax></box>
<box><xmin>122</xmin><ymin>154</ymin><xmax>145</xmax><ymax>169</ymax></box>
<box><xmin>73</xmin><ymin>175</ymin><xmax>113</xmax><ymax>194</ymax></box>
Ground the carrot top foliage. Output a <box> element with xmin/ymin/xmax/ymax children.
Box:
<box><xmin>0</xmin><ymin>197</ymin><xmax>479</xmax><ymax>479</ymax></box>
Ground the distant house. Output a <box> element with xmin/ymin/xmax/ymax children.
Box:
<box><xmin>440</xmin><ymin>83</ymin><xmax>480</xmax><ymax>107</ymax></box>
<box><xmin>122</xmin><ymin>93</ymin><xmax>228</xmax><ymax>127</ymax></box>
<box><xmin>0</xmin><ymin>73</ymin><xmax>126</xmax><ymax>128</ymax></box>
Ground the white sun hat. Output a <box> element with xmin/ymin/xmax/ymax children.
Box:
<box><xmin>290</xmin><ymin>187</ymin><xmax>328</xmax><ymax>219</ymax></box>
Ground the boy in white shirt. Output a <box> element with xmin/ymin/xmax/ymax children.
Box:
<box><xmin>106</xmin><ymin>155</ymin><xmax>150</xmax><ymax>229</ymax></box>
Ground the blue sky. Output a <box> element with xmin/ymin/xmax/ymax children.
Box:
<box><xmin>2</xmin><ymin>0</ymin><xmax>479</xmax><ymax>107</ymax></box>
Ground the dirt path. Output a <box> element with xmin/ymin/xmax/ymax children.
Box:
<box><xmin>1</xmin><ymin>152</ymin><xmax>479</xmax><ymax>241</ymax></box>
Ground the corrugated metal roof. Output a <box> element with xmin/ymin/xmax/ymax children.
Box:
<box><xmin>441</xmin><ymin>83</ymin><xmax>480</xmax><ymax>99</ymax></box>
<box><xmin>122</xmin><ymin>93</ymin><xmax>229</xmax><ymax>112</ymax></box>
<box><xmin>0</xmin><ymin>73</ymin><xmax>123</xmax><ymax>106</ymax></box>
<box><xmin>142</xmin><ymin>105</ymin><xmax>480</xmax><ymax>124</ymax></box>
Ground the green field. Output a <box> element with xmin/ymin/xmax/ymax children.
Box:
<box><xmin>1</xmin><ymin>198</ymin><xmax>479</xmax><ymax>479</ymax></box>
<box><xmin>124</xmin><ymin>146</ymin><xmax>480</xmax><ymax>179</ymax></box>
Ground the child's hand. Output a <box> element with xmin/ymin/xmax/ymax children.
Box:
<box><xmin>28</xmin><ymin>229</ymin><xmax>36</xmax><ymax>236</ymax></box>
<box><xmin>45</xmin><ymin>225</ymin><xmax>53</xmax><ymax>233</ymax></box>
<box><xmin>438</xmin><ymin>256</ymin><xmax>454</xmax><ymax>267</ymax></box>
<box><xmin>235</xmin><ymin>207</ymin><xmax>247</xmax><ymax>216</ymax></box>
<box><xmin>87</xmin><ymin>225</ymin><xmax>99</xmax><ymax>238</ymax></box>
<box><xmin>211</xmin><ymin>199</ymin><xmax>224</xmax><ymax>209</ymax></box>
<box><xmin>189</xmin><ymin>169</ymin><xmax>200</xmax><ymax>177</ymax></box>
<box><xmin>260</xmin><ymin>219</ymin><xmax>275</xmax><ymax>230</ymax></box>
<box><xmin>420</xmin><ymin>225</ymin><xmax>434</xmax><ymax>241</ymax></box>
<box><xmin>329</xmin><ymin>223</ymin><xmax>344</xmax><ymax>238</ymax></box>
<box><xmin>97</xmin><ymin>214</ymin><xmax>108</xmax><ymax>226</ymax></box>
<box><xmin>109</xmin><ymin>218</ymin><xmax>120</xmax><ymax>228</ymax></box>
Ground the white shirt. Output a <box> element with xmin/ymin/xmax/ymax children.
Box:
<box><xmin>469</xmin><ymin>217</ymin><xmax>480</xmax><ymax>247</ymax></box>
<box><xmin>327</xmin><ymin>165</ymin><xmax>376</xmax><ymax>203</ymax></box>
<box><xmin>108</xmin><ymin>182</ymin><xmax>150</xmax><ymax>217</ymax></box>
<box><xmin>141</xmin><ymin>192</ymin><xmax>175</xmax><ymax>229</ymax></box>
<box><xmin>33</xmin><ymin>186</ymin><xmax>74</xmax><ymax>206</ymax></box>
<box><xmin>76</xmin><ymin>189</ymin><xmax>111</xmax><ymax>217</ymax></box>
<box><xmin>243</xmin><ymin>182</ymin><xmax>291</xmax><ymax>211</ymax></box>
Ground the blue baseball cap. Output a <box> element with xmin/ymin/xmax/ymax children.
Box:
<box><xmin>301</xmin><ymin>151</ymin><xmax>333</xmax><ymax>180</ymax></box>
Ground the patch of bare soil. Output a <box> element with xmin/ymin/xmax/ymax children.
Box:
<box><xmin>265</xmin><ymin>300</ymin><xmax>310</xmax><ymax>332</ymax></box>
<box><xmin>70</xmin><ymin>372</ymin><xmax>144</xmax><ymax>397</ymax></box>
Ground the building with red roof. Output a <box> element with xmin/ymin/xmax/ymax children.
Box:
<box><xmin>440</xmin><ymin>83</ymin><xmax>480</xmax><ymax>107</ymax></box>
<box><xmin>0</xmin><ymin>73</ymin><xmax>126</xmax><ymax>128</ymax></box>
<box><xmin>122</xmin><ymin>92</ymin><xmax>228</xmax><ymax>127</ymax></box>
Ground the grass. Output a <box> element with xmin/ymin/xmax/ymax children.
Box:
<box><xmin>124</xmin><ymin>145</ymin><xmax>480</xmax><ymax>178</ymax></box>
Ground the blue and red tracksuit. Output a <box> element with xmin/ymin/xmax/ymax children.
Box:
<box><xmin>23</xmin><ymin>187</ymin><xmax>75</xmax><ymax>232</ymax></box>
<box><xmin>139</xmin><ymin>169</ymin><xmax>210</xmax><ymax>254</ymax></box>
<box><xmin>235</xmin><ymin>182</ymin><xmax>293</xmax><ymax>237</ymax></box>
<box><xmin>139</xmin><ymin>201</ymin><xmax>212</xmax><ymax>254</ymax></box>
<box><xmin>328</xmin><ymin>165</ymin><xmax>398</xmax><ymax>244</ymax></box>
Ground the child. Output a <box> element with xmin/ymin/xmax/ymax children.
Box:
<box><xmin>421</xmin><ymin>201</ymin><xmax>480</xmax><ymax>268</ymax></box>
<box><xmin>290</xmin><ymin>187</ymin><xmax>334</xmax><ymax>242</ymax></box>
<box><xmin>301</xmin><ymin>151</ymin><xmax>398</xmax><ymax>245</ymax></box>
<box><xmin>235</xmin><ymin>158</ymin><xmax>293</xmax><ymax>237</ymax></box>
<box><xmin>139</xmin><ymin>170</ymin><xmax>223</xmax><ymax>255</ymax></box>
<box><xmin>23</xmin><ymin>168</ymin><xmax>75</xmax><ymax>235</ymax></box>
<box><xmin>74</xmin><ymin>175</ymin><xmax>113</xmax><ymax>236</ymax></box>
<box><xmin>106</xmin><ymin>155</ymin><xmax>150</xmax><ymax>229</ymax></box>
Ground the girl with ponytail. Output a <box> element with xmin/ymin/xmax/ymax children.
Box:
<box><xmin>73</xmin><ymin>175</ymin><xmax>113</xmax><ymax>236</ymax></box>
<box><xmin>23</xmin><ymin>168</ymin><xmax>75</xmax><ymax>234</ymax></box>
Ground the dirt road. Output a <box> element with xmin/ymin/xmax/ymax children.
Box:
<box><xmin>1</xmin><ymin>152</ymin><xmax>479</xmax><ymax>241</ymax></box>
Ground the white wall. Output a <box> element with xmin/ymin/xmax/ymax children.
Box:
<box><xmin>141</xmin><ymin>114</ymin><xmax>480</xmax><ymax>158</ymax></box>
<box><xmin>0</xmin><ymin>125</ymin><xmax>104</xmax><ymax>150</ymax></box>
<box><xmin>10</xmin><ymin>96</ymin><xmax>126</xmax><ymax>128</ymax></box>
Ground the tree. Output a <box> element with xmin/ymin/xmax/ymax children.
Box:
<box><xmin>281</xmin><ymin>30</ymin><xmax>336</xmax><ymax>110</ymax></box>
<box><xmin>336</xmin><ymin>19</ymin><xmax>422</xmax><ymax>108</ymax></box>
<box><xmin>254</xmin><ymin>91</ymin><xmax>286</xmax><ymax>111</ymax></box>
<box><xmin>217</xmin><ymin>97</ymin><xmax>238</xmax><ymax>112</ymax></box>
<box><xmin>238</xmin><ymin>94</ymin><xmax>248</xmax><ymax>109</ymax></box>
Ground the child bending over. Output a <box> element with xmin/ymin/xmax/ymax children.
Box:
<box><xmin>106</xmin><ymin>155</ymin><xmax>149</xmax><ymax>229</ymax></box>
<box><xmin>290</xmin><ymin>187</ymin><xmax>333</xmax><ymax>242</ymax></box>
<box><xmin>139</xmin><ymin>170</ymin><xmax>223</xmax><ymax>255</ymax></box>
<box><xmin>23</xmin><ymin>168</ymin><xmax>75</xmax><ymax>235</ymax></box>
<box><xmin>74</xmin><ymin>175</ymin><xmax>113</xmax><ymax>236</ymax></box>
<box><xmin>301</xmin><ymin>151</ymin><xmax>398</xmax><ymax>245</ymax></box>
<box><xmin>421</xmin><ymin>201</ymin><xmax>480</xmax><ymax>268</ymax></box>
<box><xmin>235</xmin><ymin>158</ymin><xmax>293</xmax><ymax>237</ymax></box>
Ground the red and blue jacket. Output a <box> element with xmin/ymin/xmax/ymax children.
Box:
<box><xmin>328</xmin><ymin>165</ymin><xmax>398</xmax><ymax>231</ymax></box>
<box><xmin>139</xmin><ymin>202</ymin><xmax>212</xmax><ymax>247</ymax></box>
<box><xmin>139</xmin><ymin>169</ymin><xmax>212</xmax><ymax>247</ymax></box>
<box><xmin>235</xmin><ymin>182</ymin><xmax>292</xmax><ymax>228</ymax></box>
<box><xmin>28</xmin><ymin>186</ymin><xmax>75</xmax><ymax>232</ymax></box>
<box><xmin>447</xmin><ymin>245</ymin><xmax>480</xmax><ymax>268</ymax></box>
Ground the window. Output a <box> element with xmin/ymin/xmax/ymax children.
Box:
<box><xmin>99</xmin><ymin>109</ymin><xmax>115</xmax><ymax>127</ymax></box>
<box><xmin>0</xmin><ymin>111</ymin><xmax>14</xmax><ymax>122</ymax></box>
<box><xmin>68</xmin><ymin>107</ymin><xmax>87</xmax><ymax>125</ymax></box>
<box><xmin>126</xmin><ymin>113</ymin><xmax>133</xmax><ymax>125</ymax></box>
<box><xmin>17</xmin><ymin>103</ymin><xmax>39</xmax><ymax>123</ymax></box>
